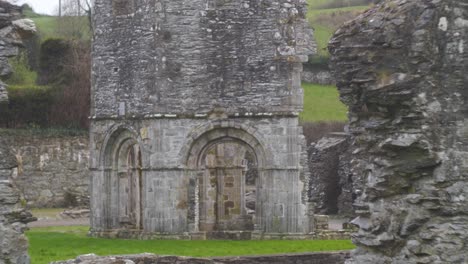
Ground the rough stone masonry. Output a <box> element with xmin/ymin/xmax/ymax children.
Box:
<box><xmin>0</xmin><ymin>2</ymin><xmax>36</xmax><ymax>263</ymax></box>
<box><xmin>90</xmin><ymin>0</ymin><xmax>315</xmax><ymax>239</ymax></box>
<box><xmin>330</xmin><ymin>0</ymin><xmax>468</xmax><ymax>263</ymax></box>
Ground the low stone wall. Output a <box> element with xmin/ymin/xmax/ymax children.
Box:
<box><xmin>1</xmin><ymin>131</ymin><xmax>89</xmax><ymax>208</ymax></box>
<box><xmin>301</xmin><ymin>67</ymin><xmax>335</xmax><ymax>85</ymax></box>
<box><xmin>53</xmin><ymin>252</ymin><xmax>351</xmax><ymax>264</ymax></box>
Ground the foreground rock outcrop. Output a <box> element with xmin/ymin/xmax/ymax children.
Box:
<box><xmin>0</xmin><ymin>1</ymin><xmax>35</xmax><ymax>101</ymax></box>
<box><xmin>330</xmin><ymin>0</ymin><xmax>468</xmax><ymax>263</ymax></box>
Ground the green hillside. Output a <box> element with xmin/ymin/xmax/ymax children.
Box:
<box><xmin>22</xmin><ymin>5</ymin><xmax>90</xmax><ymax>40</ymax></box>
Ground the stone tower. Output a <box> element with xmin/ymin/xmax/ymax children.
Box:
<box><xmin>89</xmin><ymin>0</ymin><xmax>314</xmax><ymax>239</ymax></box>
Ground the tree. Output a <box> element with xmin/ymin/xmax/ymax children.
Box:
<box><xmin>55</xmin><ymin>0</ymin><xmax>93</xmax><ymax>39</ymax></box>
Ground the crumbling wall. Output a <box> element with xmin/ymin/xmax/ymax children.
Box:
<box><xmin>330</xmin><ymin>0</ymin><xmax>468</xmax><ymax>263</ymax></box>
<box><xmin>52</xmin><ymin>252</ymin><xmax>351</xmax><ymax>264</ymax></box>
<box><xmin>0</xmin><ymin>2</ymin><xmax>36</xmax><ymax>263</ymax></box>
<box><xmin>1</xmin><ymin>133</ymin><xmax>89</xmax><ymax>208</ymax></box>
<box><xmin>0</xmin><ymin>140</ymin><xmax>34</xmax><ymax>264</ymax></box>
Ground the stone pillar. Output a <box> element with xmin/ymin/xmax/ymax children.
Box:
<box><xmin>330</xmin><ymin>0</ymin><xmax>468</xmax><ymax>263</ymax></box>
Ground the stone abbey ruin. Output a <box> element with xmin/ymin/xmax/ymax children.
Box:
<box><xmin>89</xmin><ymin>0</ymin><xmax>315</xmax><ymax>239</ymax></box>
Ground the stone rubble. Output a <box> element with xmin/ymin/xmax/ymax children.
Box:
<box><xmin>52</xmin><ymin>252</ymin><xmax>351</xmax><ymax>264</ymax></box>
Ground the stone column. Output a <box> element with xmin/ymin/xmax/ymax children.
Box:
<box><xmin>330</xmin><ymin>0</ymin><xmax>468</xmax><ymax>263</ymax></box>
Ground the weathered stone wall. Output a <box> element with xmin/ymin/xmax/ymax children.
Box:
<box><xmin>330</xmin><ymin>0</ymin><xmax>468</xmax><ymax>263</ymax></box>
<box><xmin>1</xmin><ymin>132</ymin><xmax>89</xmax><ymax>208</ymax></box>
<box><xmin>53</xmin><ymin>252</ymin><xmax>351</xmax><ymax>264</ymax></box>
<box><xmin>92</xmin><ymin>0</ymin><xmax>315</xmax><ymax>116</ymax></box>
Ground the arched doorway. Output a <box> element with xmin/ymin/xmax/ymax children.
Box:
<box><xmin>184</xmin><ymin>126</ymin><xmax>269</xmax><ymax>234</ymax></box>
<box><xmin>198</xmin><ymin>138</ymin><xmax>258</xmax><ymax>232</ymax></box>
<box><xmin>102</xmin><ymin>128</ymin><xmax>143</xmax><ymax>230</ymax></box>
<box><xmin>116</xmin><ymin>138</ymin><xmax>142</xmax><ymax>229</ymax></box>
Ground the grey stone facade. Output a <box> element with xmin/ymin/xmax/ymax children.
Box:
<box><xmin>90</xmin><ymin>0</ymin><xmax>314</xmax><ymax>239</ymax></box>
<box><xmin>1</xmin><ymin>133</ymin><xmax>89</xmax><ymax>208</ymax></box>
<box><xmin>330</xmin><ymin>0</ymin><xmax>468</xmax><ymax>263</ymax></box>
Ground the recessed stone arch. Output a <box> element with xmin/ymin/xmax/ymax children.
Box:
<box><xmin>99</xmin><ymin>126</ymin><xmax>144</xmax><ymax>230</ymax></box>
<box><xmin>183</xmin><ymin>126</ymin><xmax>269</xmax><ymax>235</ymax></box>
<box><xmin>180</xmin><ymin>121</ymin><xmax>274</xmax><ymax>170</ymax></box>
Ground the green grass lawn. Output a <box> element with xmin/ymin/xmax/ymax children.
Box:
<box><xmin>27</xmin><ymin>226</ymin><xmax>355</xmax><ymax>264</ymax></box>
<box><xmin>301</xmin><ymin>83</ymin><xmax>347</xmax><ymax>122</ymax></box>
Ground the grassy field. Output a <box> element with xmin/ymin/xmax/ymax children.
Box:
<box><xmin>27</xmin><ymin>226</ymin><xmax>355</xmax><ymax>264</ymax></box>
<box><xmin>301</xmin><ymin>83</ymin><xmax>347</xmax><ymax>122</ymax></box>
<box><xmin>307</xmin><ymin>1</ymin><xmax>371</xmax><ymax>56</ymax></box>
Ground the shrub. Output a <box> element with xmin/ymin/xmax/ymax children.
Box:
<box><xmin>6</xmin><ymin>52</ymin><xmax>38</xmax><ymax>86</ymax></box>
<box><xmin>0</xmin><ymin>85</ymin><xmax>55</xmax><ymax>128</ymax></box>
<box><xmin>38</xmin><ymin>38</ymin><xmax>71</xmax><ymax>85</ymax></box>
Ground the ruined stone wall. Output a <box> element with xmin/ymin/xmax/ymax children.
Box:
<box><xmin>1</xmin><ymin>133</ymin><xmax>89</xmax><ymax>208</ymax></box>
<box><xmin>53</xmin><ymin>252</ymin><xmax>351</xmax><ymax>264</ymax></box>
<box><xmin>330</xmin><ymin>0</ymin><xmax>468</xmax><ymax>263</ymax></box>
<box><xmin>0</xmin><ymin>140</ymin><xmax>33</xmax><ymax>264</ymax></box>
<box><xmin>0</xmin><ymin>2</ymin><xmax>36</xmax><ymax>263</ymax></box>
